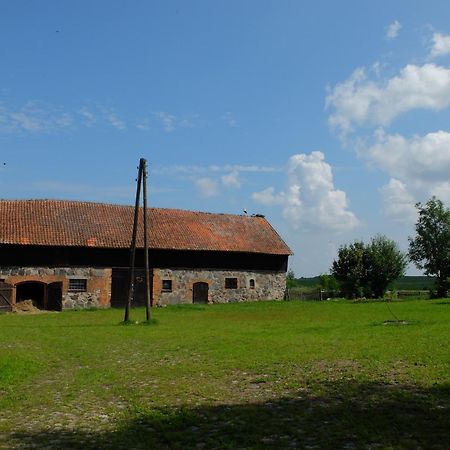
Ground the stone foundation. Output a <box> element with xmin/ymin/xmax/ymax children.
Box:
<box><xmin>153</xmin><ymin>268</ymin><xmax>286</xmax><ymax>306</ymax></box>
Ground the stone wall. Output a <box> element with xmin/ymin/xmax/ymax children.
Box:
<box><xmin>153</xmin><ymin>268</ymin><xmax>286</xmax><ymax>306</ymax></box>
<box><xmin>62</xmin><ymin>289</ymin><xmax>103</xmax><ymax>309</ymax></box>
<box><xmin>0</xmin><ymin>267</ymin><xmax>111</xmax><ymax>310</ymax></box>
<box><xmin>0</xmin><ymin>265</ymin><xmax>287</xmax><ymax>309</ymax></box>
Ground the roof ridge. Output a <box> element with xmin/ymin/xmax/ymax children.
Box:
<box><xmin>0</xmin><ymin>198</ymin><xmax>257</xmax><ymax>218</ymax></box>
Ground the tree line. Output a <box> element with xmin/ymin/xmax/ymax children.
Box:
<box><xmin>289</xmin><ymin>197</ymin><xmax>450</xmax><ymax>299</ymax></box>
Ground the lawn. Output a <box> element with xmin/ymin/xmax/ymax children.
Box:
<box><xmin>0</xmin><ymin>299</ymin><xmax>449</xmax><ymax>449</ymax></box>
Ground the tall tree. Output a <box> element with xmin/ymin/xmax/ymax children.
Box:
<box><xmin>331</xmin><ymin>241</ymin><xmax>367</xmax><ymax>298</ymax></box>
<box><xmin>409</xmin><ymin>198</ymin><xmax>450</xmax><ymax>298</ymax></box>
<box><xmin>332</xmin><ymin>236</ymin><xmax>407</xmax><ymax>299</ymax></box>
<box><xmin>366</xmin><ymin>235</ymin><xmax>408</xmax><ymax>298</ymax></box>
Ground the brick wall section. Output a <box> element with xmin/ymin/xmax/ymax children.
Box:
<box><xmin>0</xmin><ymin>267</ymin><xmax>111</xmax><ymax>309</ymax></box>
<box><xmin>153</xmin><ymin>268</ymin><xmax>286</xmax><ymax>305</ymax></box>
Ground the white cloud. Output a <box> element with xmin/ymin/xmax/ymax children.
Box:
<box><xmin>327</xmin><ymin>63</ymin><xmax>450</xmax><ymax>135</ymax></box>
<box><xmin>0</xmin><ymin>102</ymin><xmax>73</xmax><ymax>133</ymax></box>
<box><xmin>9</xmin><ymin>110</ymin><xmax>43</xmax><ymax>132</ymax></box>
<box><xmin>55</xmin><ymin>113</ymin><xmax>73</xmax><ymax>128</ymax></box>
<box><xmin>251</xmin><ymin>187</ymin><xmax>284</xmax><ymax>206</ymax></box>
<box><xmin>103</xmin><ymin>109</ymin><xmax>126</xmax><ymax>130</ymax></box>
<box><xmin>430</xmin><ymin>182</ymin><xmax>450</xmax><ymax>200</ymax></box>
<box><xmin>139</xmin><ymin>112</ymin><xmax>202</xmax><ymax>132</ymax></box>
<box><xmin>386</xmin><ymin>20</ymin><xmax>402</xmax><ymax>39</ymax></box>
<box><xmin>222</xmin><ymin>112</ymin><xmax>237</xmax><ymax>127</ymax></box>
<box><xmin>179</xmin><ymin>114</ymin><xmax>201</xmax><ymax>129</ymax></box>
<box><xmin>152</xmin><ymin>164</ymin><xmax>280</xmax><ymax>176</ymax></box>
<box><xmin>367</xmin><ymin>128</ymin><xmax>450</xmax><ymax>183</ymax></box>
<box><xmin>379</xmin><ymin>178</ymin><xmax>417</xmax><ymax>224</ymax></box>
<box><xmin>429</xmin><ymin>32</ymin><xmax>450</xmax><ymax>59</ymax></box>
<box><xmin>363</xmin><ymin>129</ymin><xmax>450</xmax><ymax>213</ymax></box>
<box><xmin>153</xmin><ymin>112</ymin><xmax>176</xmax><ymax>132</ymax></box>
<box><xmin>215</xmin><ymin>164</ymin><xmax>280</xmax><ymax>173</ymax></box>
<box><xmin>221</xmin><ymin>170</ymin><xmax>241</xmax><ymax>188</ymax></box>
<box><xmin>194</xmin><ymin>177</ymin><xmax>219</xmax><ymax>198</ymax></box>
<box><xmin>0</xmin><ymin>102</ymin><xmax>129</xmax><ymax>133</ymax></box>
<box><xmin>371</xmin><ymin>61</ymin><xmax>383</xmax><ymax>77</ymax></box>
<box><xmin>252</xmin><ymin>152</ymin><xmax>359</xmax><ymax>232</ymax></box>
<box><xmin>0</xmin><ymin>101</ymin><xmax>205</xmax><ymax>134</ymax></box>
<box><xmin>79</xmin><ymin>107</ymin><xmax>96</xmax><ymax>127</ymax></box>
<box><xmin>327</xmin><ymin>38</ymin><xmax>450</xmax><ymax>223</ymax></box>
<box><xmin>136</xmin><ymin>118</ymin><xmax>152</xmax><ymax>131</ymax></box>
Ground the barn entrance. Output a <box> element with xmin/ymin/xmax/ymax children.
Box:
<box><xmin>110</xmin><ymin>268</ymin><xmax>153</xmax><ymax>308</ymax></box>
<box><xmin>15</xmin><ymin>281</ymin><xmax>62</xmax><ymax>311</ymax></box>
<box><xmin>193</xmin><ymin>282</ymin><xmax>208</xmax><ymax>304</ymax></box>
<box><xmin>16</xmin><ymin>282</ymin><xmax>45</xmax><ymax>309</ymax></box>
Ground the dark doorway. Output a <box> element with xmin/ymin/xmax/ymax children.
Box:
<box><xmin>16</xmin><ymin>282</ymin><xmax>45</xmax><ymax>309</ymax></box>
<box><xmin>47</xmin><ymin>282</ymin><xmax>63</xmax><ymax>311</ymax></box>
<box><xmin>111</xmin><ymin>268</ymin><xmax>153</xmax><ymax>308</ymax></box>
<box><xmin>193</xmin><ymin>282</ymin><xmax>208</xmax><ymax>304</ymax></box>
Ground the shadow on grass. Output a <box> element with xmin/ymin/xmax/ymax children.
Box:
<box><xmin>9</xmin><ymin>381</ymin><xmax>450</xmax><ymax>449</ymax></box>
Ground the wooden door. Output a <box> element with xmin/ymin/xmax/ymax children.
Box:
<box><xmin>111</xmin><ymin>268</ymin><xmax>152</xmax><ymax>308</ymax></box>
<box><xmin>193</xmin><ymin>282</ymin><xmax>208</xmax><ymax>304</ymax></box>
<box><xmin>47</xmin><ymin>282</ymin><xmax>63</xmax><ymax>311</ymax></box>
<box><xmin>0</xmin><ymin>282</ymin><xmax>13</xmax><ymax>312</ymax></box>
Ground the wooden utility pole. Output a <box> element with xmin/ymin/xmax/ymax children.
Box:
<box><xmin>124</xmin><ymin>158</ymin><xmax>151</xmax><ymax>323</ymax></box>
<box><xmin>142</xmin><ymin>159</ymin><xmax>152</xmax><ymax>321</ymax></box>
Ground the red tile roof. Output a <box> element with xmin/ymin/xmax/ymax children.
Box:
<box><xmin>0</xmin><ymin>200</ymin><xmax>292</xmax><ymax>255</ymax></box>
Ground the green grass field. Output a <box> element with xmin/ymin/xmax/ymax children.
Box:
<box><xmin>1</xmin><ymin>299</ymin><xmax>449</xmax><ymax>449</ymax></box>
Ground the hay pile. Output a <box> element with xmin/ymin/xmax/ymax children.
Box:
<box><xmin>14</xmin><ymin>300</ymin><xmax>43</xmax><ymax>314</ymax></box>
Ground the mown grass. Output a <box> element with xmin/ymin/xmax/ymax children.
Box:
<box><xmin>0</xmin><ymin>299</ymin><xmax>449</xmax><ymax>449</ymax></box>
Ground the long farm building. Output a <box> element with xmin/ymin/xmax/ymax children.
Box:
<box><xmin>0</xmin><ymin>200</ymin><xmax>292</xmax><ymax>311</ymax></box>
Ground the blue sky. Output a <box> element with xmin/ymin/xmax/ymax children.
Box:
<box><xmin>1</xmin><ymin>1</ymin><xmax>450</xmax><ymax>276</ymax></box>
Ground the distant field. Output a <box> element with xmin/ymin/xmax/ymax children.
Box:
<box><xmin>294</xmin><ymin>275</ymin><xmax>436</xmax><ymax>291</ymax></box>
<box><xmin>1</xmin><ymin>299</ymin><xmax>449</xmax><ymax>449</ymax></box>
<box><xmin>391</xmin><ymin>275</ymin><xmax>437</xmax><ymax>290</ymax></box>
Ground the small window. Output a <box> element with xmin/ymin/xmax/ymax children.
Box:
<box><xmin>162</xmin><ymin>279</ymin><xmax>172</xmax><ymax>292</ymax></box>
<box><xmin>225</xmin><ymin>278</ymin><xmax>238</xmax><ymax>289</ymax></box>
<box><xmin>249</xmin><ymin>279</ymin><xmax>255</xmax><ymax>289</ymax></box>
<box><xmin>68</xmin><ymin>279</ymin><xmax>87</xmax><ymax>292</ymax></box>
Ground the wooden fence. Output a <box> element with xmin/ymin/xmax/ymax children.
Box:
<box><xmin>387</xmin><ymin>290</ymin><xmax>430</xmax><ymax>300</ymax></box>
<box><xmin>285</xmin><ymin>288</ymin><xmax>340</xmax><ymax>301</ymax></box>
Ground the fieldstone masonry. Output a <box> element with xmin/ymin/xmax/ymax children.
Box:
<box><xmin>153</xmin><ymin>268</ymin><xmax>286</xmax><ymax>305</ymax></box>
<box><xmin>62</xmin><ymin>290</ymin><xmax>103</xmax><ymax>309</ymax></box>
<box><xmin>0</xmin><ymin>267</ymin><xmax>111</xmax><ymax>309</ymax></box>
<box><xmin>0</xmin><ymin>266</ymin><xmax>287</xmax><ymax>309</ymax></box>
